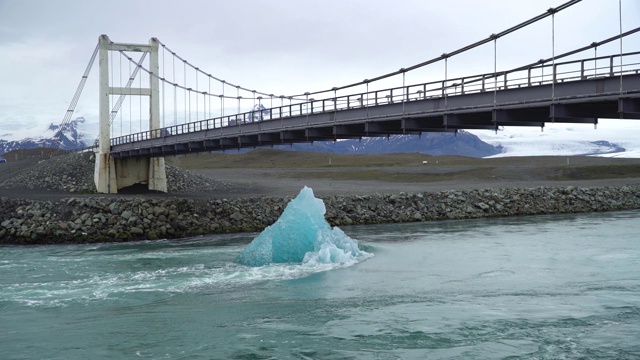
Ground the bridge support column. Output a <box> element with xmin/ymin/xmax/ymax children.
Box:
<box><xmin>95</xmin><ymin>156</ymin><xmax>166</xmax><ymax>193</ymax></box>
<box><xmin>146</xmin><ymin>37</ymin><xmax>167</xmax><ymax>192</ymax></box>
<box><xmin>148</xmin><ymin>157</ymin><xmax>167</xmax><ymax>192</ymax></box>
<box><xmin>94</xmin><ymin>35</ymin><xmax>167</xmax><ymax>193</ymax></box>
<box><xmin>94</xmin><ymin>35</ymin><xmax>118</xmax><ymax>194</ymax></box>
<box><xmin>94</xmin><ymin>154</ymin><xmax>118</xmax><ymax>194</ymax></box>
<box><xmin>112</xmin><ymin>157</ymin><xmax>166</xmax><ymax>191</ymax></box>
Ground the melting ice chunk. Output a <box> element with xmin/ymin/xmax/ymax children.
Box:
<box><xmin>234</xmin><ymin>186</ymin><xmax>370</xmax><ymax>267</ymax></box>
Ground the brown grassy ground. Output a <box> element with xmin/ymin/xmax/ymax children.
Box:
<box><xmin>2</xmin><ymin>148</ymin><xmax>640</xmax><ymax>199</ymax></box>
<box><xmin>168</xmin><ymin>149</ymin><xmax>640</xmax><ymax>198</ymax></box>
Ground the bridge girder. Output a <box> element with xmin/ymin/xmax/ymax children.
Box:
<box><xmin>334</xmin><ymin>125</ymin><xmax>366</xmax><ymax>139</ymax></box>
<box><xmin>305</xmin><ymin>127</ymin><xmax>335</xmax><ymax>140</ymax></box>
<box><xmin>402</xmin><ymin>117</ymin><xmax>457</xmax><ymax>132</ymax></box>
<box><xmin>257</xmin><ymin>133</ymin><xmax>281</xmax><ymax>144</ymax></box>
<box><xmin>365</xmin><ymin>120</ymin><xmax>421</xmax><ymax>135</ymax></box>
<box><xmin>550</xmin><ymin>103</ymin><xmax>606</xmax><ymax>122</ymax></box>
<box><xmin>619</xmin><ymin>98</ymin><xmax>640</xmax><ymax>117</ymax></box>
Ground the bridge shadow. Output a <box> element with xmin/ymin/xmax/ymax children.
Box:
<box><xmin>118</xmin><ymin>183</ymin><xmax>166</xmax><ymax>195</ymax></box>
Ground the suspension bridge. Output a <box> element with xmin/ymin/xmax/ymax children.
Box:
<box><xmin>58</xmin><ymin>0</ymin><xmax>640</xmax><ymax>193</ymax></box>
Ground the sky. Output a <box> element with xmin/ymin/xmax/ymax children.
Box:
<box><xmin>1</xmin><ymin>0</ymin><xmax>640</xmax><ymax>154</ymax></box>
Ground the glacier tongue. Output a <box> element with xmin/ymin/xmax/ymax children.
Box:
<box><xmin>234</xmin><ymin>186</ymin><xmax>370</xmax><ymax>267</ymax></box>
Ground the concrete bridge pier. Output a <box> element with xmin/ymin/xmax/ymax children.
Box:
<box><xmin>94</xmin><ymin>156</ymin><xmax>167</xmax><ymax>194</ymax></box>
<box><xmin>94</xmin><ymin>34</ymin><xmax>167</xmax><ymax>194</ymax></box>
<box><xmin>94</xmin><ymin>153</ymin><xmax>118</xmax><ymax>194</ymax></box>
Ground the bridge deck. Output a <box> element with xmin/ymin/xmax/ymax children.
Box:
<box><xmin>110</xmin><ymin>73</ymin><xmax>640</xmax><ymax>158</ymax></box>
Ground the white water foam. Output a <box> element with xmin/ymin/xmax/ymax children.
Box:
<box><xmin>2</xmin><ymin>187</ymin><xmax>373</xmax><ymax>308</ymax></box>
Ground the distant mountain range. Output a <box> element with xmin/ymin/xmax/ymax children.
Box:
<box><xmin>4</xmin><ymin>116</ymin><xmax>639</xmax><ymax>158</ymax></box>
<box><xmin>0</xmin><ymin>117</ymin><xmax>90</xmax><ymax>155</ymax></box>
<box><xmin>274</xmin><ymin>131</ymin><xmax>502</xmax><ymax>157</ymax></box>
<box><xmin>0</xmin><ymin>119</ymin><xmax>502</xmax><ymax>158</ymax></box>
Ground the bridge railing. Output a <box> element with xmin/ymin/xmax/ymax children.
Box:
<box><xmin>111</xmin><ymin>51</ymin><xmax>640</xmax><ymax>147</ymax></box>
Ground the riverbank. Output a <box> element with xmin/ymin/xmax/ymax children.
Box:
<box><xmin>2</xmin><ymin>184</ymin><xmax>640</xmax><ymax>244</ymax></box>
<box><xmin>2</xmin><ymin>151</ymin><xmax>640</xmax><ymax>244</ymax></box>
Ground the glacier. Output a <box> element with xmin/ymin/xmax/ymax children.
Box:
<box><xmin>234</xmin><ymin>186</ymin><xmax>370</xmax><ymax>267</ymax></box>
<box><xmin>470</xmin><ymin>119</ymin><xmax>640</xmax><ymax>158</ymax></box>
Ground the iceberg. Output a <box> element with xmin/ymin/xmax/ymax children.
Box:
<box><xmin>234</xmin><ymin>186</ymin><xmax>370</xmax><ymax>267</ymax></box>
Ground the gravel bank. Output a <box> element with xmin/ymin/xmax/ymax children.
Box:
<box><xmin>2</xmin><ymin>185</ymin><xmax>640</xmax><ymax>244</ymax></box>
<box><xmin>0</xmin><ymin>152</ymin><xmax>232</xmax><ymax>194</ymax></box>
<box><xmin>2</xmin><ymin>152</ymin><xmax>640</xmax><ymax>244</ymax></box>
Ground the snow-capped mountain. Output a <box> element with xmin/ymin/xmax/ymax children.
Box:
<box><xmin>0</xmin><ymin>117</ymin><xmax>91</xmax><ymax>155</ymax></box>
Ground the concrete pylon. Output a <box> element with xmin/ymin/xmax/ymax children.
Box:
<box><xmin>94</xmin><ymin>35</ymin><xmax>167</xmax><ymax>194</ymax></box>
<box><xmin>146</xmin><ymin>37</ymin><xmax>167</xmax><ymax>192</ymax></box>
<box><xmin>94</xmin><ymin>35</ymin><xmax>118</xmax><ymax>194</ymax></box>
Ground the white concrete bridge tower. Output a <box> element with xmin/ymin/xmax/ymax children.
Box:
<box><xmin>94</xmin><ymin>34</ymin><xmax>167</xmax><ymax>194</ymax></box>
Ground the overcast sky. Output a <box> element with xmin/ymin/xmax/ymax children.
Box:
<box><xmin>1</xmin><ymin>0</ymin><xmax>639</xmax><ymax>141</ymax></box>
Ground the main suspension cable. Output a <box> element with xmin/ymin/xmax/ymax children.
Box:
<box><xmin>289</xmin><ymin>0</ymin><xmax>583</xmax><ymax>97</ymax></box>
<box><xmin>54</xmin><ymin>43</ymin><xmax>100</xmax><ymax>150</ymax></box>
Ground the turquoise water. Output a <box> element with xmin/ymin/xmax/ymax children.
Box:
<box><xmin>1</xmin><ymin>210</ymin><xmax>639</xmax><ymax>359</ymax></box>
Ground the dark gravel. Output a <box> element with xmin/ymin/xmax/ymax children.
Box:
<box><xmin>0</xmin><ymin>152</ymin><xmax>237</xmax><ymax>200</ymax></box>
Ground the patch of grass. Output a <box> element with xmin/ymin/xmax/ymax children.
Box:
<box><xmin>550</xmin><ymin>164</ymin><xmax>640</xmax><ymax>180</ymax></box>
<box><xmin>172</xmin><ymin>149</ymin><xmax>453</xmax><ymax>169</ymax></box>
<box><xmin>169</xmin><ymin>149</ymin><xmax>640</xmax><ymax>184</ymax></box>
<box><xmin>283</xmin><ymin>167</ymin><xmax>496</xmax><ymax>182</ymax></box>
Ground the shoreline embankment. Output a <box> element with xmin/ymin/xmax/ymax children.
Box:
<box><xmin>2</xmin><ymin>185</ymin><xmax>640</xmax><ymax>245</ymax></box>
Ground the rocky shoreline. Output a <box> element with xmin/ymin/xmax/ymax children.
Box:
<box><xmin>2</xmin><ymin>185</ymin><xmax>640</xmax><ymax>245</ymax></box>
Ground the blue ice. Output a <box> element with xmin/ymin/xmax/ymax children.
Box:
<box><xmin>234</xmin><ymin>186</ymin><xmax>369</xmax><ymax>267</ymax></box>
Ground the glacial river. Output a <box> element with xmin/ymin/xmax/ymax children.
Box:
<box><xmin>1</xmin><ymin>210</ymin><xmax>639</xmax><ymax>359</ymax></box>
